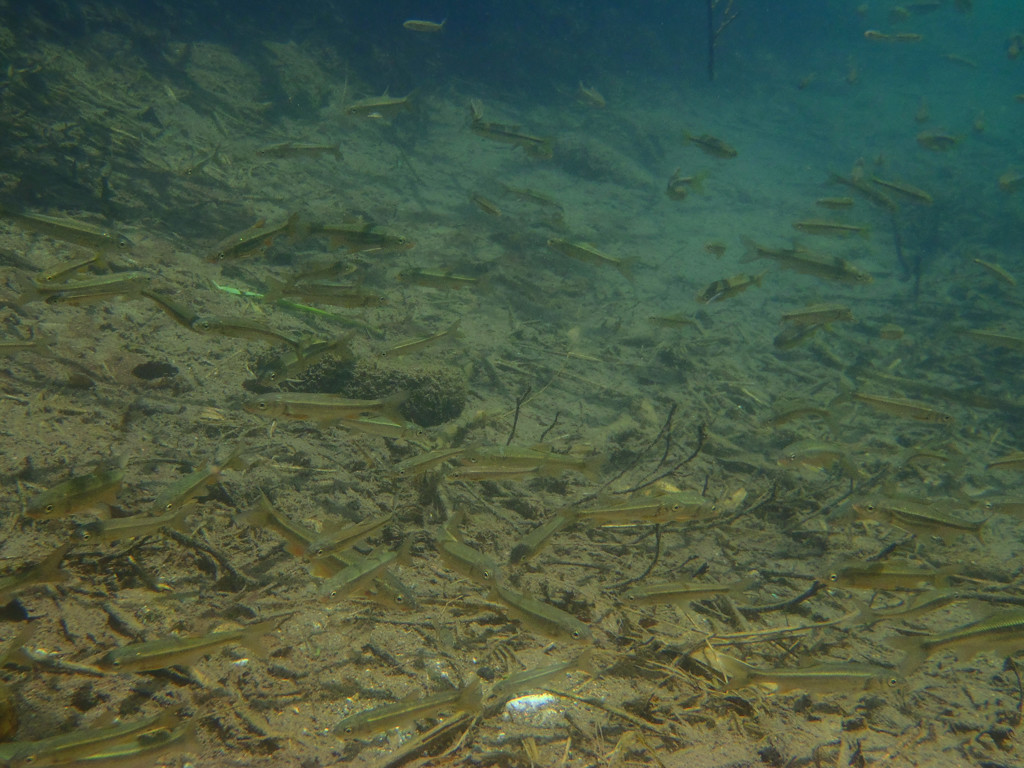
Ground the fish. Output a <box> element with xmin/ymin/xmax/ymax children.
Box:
<box><xmin>665</xmin><ymin>169</ymin><xmax>706</xmax><ymax>200</ymax></box>
<box><xmin>37</xmin><ymin>253</ymin><xmax>107</xmax><ymax>283</ymax></box>
<box><xmin>336</xmin><ymin>416</ymin><xmax>427</xmax><ymax>441</ymax></box>
<box><xmin>403</xmin><ymin>18</ymin><xmax>446</xmax><ymax>33</ymax></box>
<box><xmin>847</xmin><ymin>392</ymin><xmax>953</xmax><ymax>424</ymax></box>
<box><xmin>696</xmin><ymin>271</ymin><xmax>767</xmax><ymax>303</ymax></box>
<box><xmin>243</xmin><ymin>391</ymin><xmax>407</xmax><ymax>424</ymax></box>
<box><xmin>998</xmin><ymin>170</ymin><xmax>1024</xmax><ymax>193</ymax></box>
<box><xmin>490</xmin><ymin>649</ymin><xmax>593</xmax><ymax>703</ymax></box>
<box><xmin>380</xmin><ymin>321</ymin><xmax>461</xmax><ymax>358</ymax></box>
<box><xmin>546</xmin><ymin>238</ymin><xmax>637</xmax><ymax>281</ymax></box>
<box><xmin>236</xmin><ymin>491</ymin><xmax>320</xmax><ymax>559</ymax></box>
<box><xmin>704</xmin><ymin>241</ymin><xmax>727</xmax><ymax>257</ymax></box>
<box><xmin>97</xmin><ymin>615</ymin><xmax>286</xmax><ymax>672</ymax></box>
<box><xmin>815</xmin><ymin>197</ymin><xmax>855</xmax><ymax>209</ymax></box>
<box><xmin>509</xmin><ymin>512</ymin><xmax>578</xmax><ymax>564</ymax></box>
<box><xmin>711</xmin><ymin>652</ymin><xmax>897</xmax><ymax>694</ymax></box>
<box><xmin>149</xmin><ymin>444</ymin><xmax>247</xmax><ymax>514</ymax></box>
<box><xmin>26</xmin><ymin>466</ymin><xmax>124</xmax><ymax>519</ymax></box>
<box><xmin>777</xmin><ymin>439</ymin><xmax>860</xmax><ymax>478</ymax></box>
<box><xmin>471</xmin><ymin>120</ymin><xmax>555</xmax><ymax>159</ymax></box>
<box><xmin>190</xmin><ymin>316</ymin><xmax>302</xmax><ymax>349</ymax></box>
<box><xmin>0</xmin><ymin>333</ymin><xmax>54</xmax><ymax>357</ymax></box>
<box><xmin>850</xmin><ymin>588</ymin><xmax>967</xmax><ymax>627</ymax></box>
<box><xmin>0</xmin><ymin>544</ymin><xmax>71</xmax><ymax>603</ymax></box>
<box><xmin>74</xmin><ymin>505</ymin><xmax>193</xmax><ymax>543</ymax></box>
<box><xmin>986</xmin><ymin>452</ymin><xmax>1024</xmax><ymax>471</ymax></box>
<box><xmin>254</xmin><ymin>141</ymin><xmax>341</xmax><ymax>160</ymax></box>
<box><xmin>792</xmin><ymin>220</ymin><xmax>870</xmax><ymax>239</ymax></box>
<box><xmin>437</xmin><ymin>539</ymin><xmax>500</xmax><ymax>585</ymax></box>
<box><xmin>447</xmin><ymin>465</ymin><xmax>545</xmax><ymax>483</ymax></box>
<box><xmin>828</xmin><ymin>172</ymin><xmax>899</xmax><ymax>212</ymax></box>
<box><xmin>55</xmin><ymin>720</ymin><xmax>199</xmax><ymax>767</ymax></box>
<box><xmin>310</xmin><ymin>222</ymin><xmax>414</xmax><ymax>253</ymax></box>
<box><xmin>141</xmin><ymin>289</ymin><xmax>200</xmax><ymax>329</ymax></box>
<box><xmin>956</xmin><ymin>328</ymin><xmax>1024</xmax><ymax>351</ymax></box>
<box><xmin>262</xmin><ymin>277</ymin><xmax>388</xmax><ymax>307</ymax></box>
<box><xmin>870</xmin><ymin>177</ymin><xmax>933</xmax><ymax>204</ymax></box>
<box><xmin>304</xmin><ymin>513</ymin><xmax>394</xmax><ymax>560</ymax></box>
<box><xmin>779</xmin><ymin>304</ymin><xmax>854</xmax><ymax>326</ymax></box>
<box><xmin>16</xmin><ymin>272</ymin><xmax>149</xmax><ymax>305</ymax></box>
<box><xmin>879</xmin><ymin>324</ymin><xmax>904</xmax><ymax>340</ymax></box>
<box><xmin>206</xmin><ymin>213</ymin><xmax>300</xmax><ymax>262</ymax></box>
<box><xmin>684</xmin><ymin>133</ymin><xmax>737</xmax><ymax>158</ymax></box>
<box><xmin>772</xmin><ymin>323</ymin><xmax>822</xmax><ymax>350</ymax></box>
<box><xmin>577</xmin><ymin>82</ymin><xmax>606</xmax><ymax>108</ymax></box>
<box><xmin>461</xmin><ymin>444</ymin><xmax>605</xmax><ymax>481</ymax></box>
<box><xmin>393</xmin><ymin>447</ymin><xmax>466</xmax><ymax>478</ymax></box>
<box><xmin>1</xmin><ymin>710</ymin><xmax>181</xmax><ymax>768</ymax></box>
<box><xmin>622</xmin><ymin>577</ymin><xmax>754</xmax><ymax>607</ymax></box>
<box><xmin>395</xmin><ymin>268</ymin><xmax>482</xmax><ymax>291</ymax></box>
<box><xmin>763</xmin><ymin>400</ymin><xmax>840</xmax><ymax>433</ymax></box>
<box><xmin>345</xmin><ymin>92</ymin><xmax>414</xmax><ymax>118</ymax></box>
<box><xmin>892</xmin><ymin>609</ymin><xmax>1024</xmax><ymax>674</ymax></box>
<box><xmin>863</xmin><ymin>30</ymin><xmax>894</xmax><ymax>41</ymax></box>
<box><xmin>254</xmin><ymin>333</ymin><xmax>356</xmax><ymax>387</ymax></box>
<box><xmin>491</xmin><ymin>582</ymin><xmax>593</xmax><ymax>643</ymax></box>
<box><xmin>971</xmin><ymin>258</ymin><xmax>1016</xmax><ymax>286</ymax></box>
<box><xmin>648</xmin><ymin>313</ymin><xmax>697</xmax><ymax>328</ymax></box>
<box><xmin>333</xmin><ymin>679</ymin><xmax>481</xmax><ymax>740</ymax></box>
<box><xmin>828</xmin><ymin>559</ymin><xmax>955</xmax><ymax>590</ymax></box>
<box><xmin>852</xmin><ymin>497</ymin><xmax>986</xmax><ymax>543</ymax></box>
<box><xmin>916</xmin><ymin>131</ymin><xmax>962</xmax><ymax>151</ymax></box>
<box><xmin>318</xmin><ymin>543</ymin><xmax>407</xmax><ymax>602</ymax></box>
<box><xmin>500</xmin><ymin>184</ymin><xmax>566</xmax><ymax>217</ymax></box>
<box><xmin>469</xmin><ymin>193</ymin><xmax>502</xmax><ymax>216</ymax></box>
<box><xmin>576</xmin><ymin>491</ymin><xmax>713</xmax><ymax>527</ymax></box>
<box><xmin>0</xmin><ymin>206</ymin><xmax>132</xmax><ymax>252</ymax></box>
<box><xmin>742</xmin><ymin>238</ymin><xmax>873</xmax><ymax>284</ymax></box>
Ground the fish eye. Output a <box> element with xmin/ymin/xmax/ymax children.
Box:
<box><xmin>887</xmin><ymin>677</ymin><xmax>898</xmax><ymax>688</ymax></box>
<box><xmin>255</xmin><ymin>400</ymin><xmax>269</xmax><ymax>411</ymax></box>
<box><xmin>45</xmin><ymin>504</ymin><xmax>55</xmax><ymax>513</ymax></box>
<box><xmin>828</xmin><ymin>572</ymin><xmax>839</xmax><ymax>583</ymax></box>
<box><xmin>393</xmin><ymin>594</ymin><xmax>404</xmax><ymax>604</ymax></box>
<box><xmin>481</xmin><ymin>569</ymin><xmax>493</xmax><ymax>580</ymax></box>
<box><xmin>571</xmin><ymin>630</ymin><xmax>581</xmax><ymax>639</ymax></box>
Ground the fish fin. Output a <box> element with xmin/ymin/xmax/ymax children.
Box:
<box><xmin>377</xmin><ymin>390</ymin><xmax>411</xmax><ymax>424</ymax></box>
<box><xmin>580</xmin><ymin>454</ymin><xmax>607</xmax><ymax>481</ymax></box>
<box><xmin>616</xmin><ymin>256</ymin><xmax>640</xmax><ymax>283</ymax></box>
<box><xmin>456</xmin><ymin>678</ymin><xmax>483</xmax><ymax>711</ymax></box>
<box><xmin>262</xmin><ymin>276</ymin><xmax>288</xmax><ymax>304</ymax></box>
<box><xmin>888</xmin><ymin>634</ymin><xmax>927</xmax><ymax>676</ymax></box>
<box><xmin>707</xmin><ymin>650</ymin><xmax>755</xmax><ymax>689</ymax></box>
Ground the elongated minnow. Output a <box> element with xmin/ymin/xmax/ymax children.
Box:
<box><xmin>244</xmin><ymin>392</ymin><xmax>407</xmax><ymax>424</ymax></box>
<box><xmin>333</xmin><ymin>679</ymin><xmax>481</xmax><ymax>740</ymax></box>
<box><xmin>26</xmin><ymin>467</ymin><xmax>124</xmax><ymax>519</ymax></box>
<box><xmin>98</xmin><ymin>615</ymin><xmax>286</xmax><ymax>672</ymax></box>
<box><xmin>893</xmin><ymin>608</ymin><xmax>1024</xmax><ymax>674</ymax></box>
<box><xmin>491</xmin><ymin>582</ymin><xmax>592</xmax><ymax>643</ymax></box>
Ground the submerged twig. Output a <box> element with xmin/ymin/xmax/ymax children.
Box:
<box><xmin>505</xmin><ymin>385</ymin><xmax>532</xmax><ymax>446</ymax></box>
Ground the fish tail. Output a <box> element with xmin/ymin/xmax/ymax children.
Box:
<box><xmin>580</xmin><ymin>454</ymin><xmax>607</xmax><ymax>481</ymax></box>
<box><xmin>889</xmin><ymin>635</ymin><xmax>926</xmax><ymax>676</ymax></box>
<box><xmin>236</xmin><ymin>491</ymin><xmax>274</xmax><ymax>528</ymax></box>
<box><xmin>379</xmin><ymin>390</ymin><xmax>410</xmax><ymax>425</ymax></box>
<box><xmin>617</xmin><ymin>256</ymin><xmax>640</xmax><ymax>283</ymax></box>
<box><xmin>739</xmin><ymin>236</ymin><xmax>760</xmax><ymax>263</ymax></box>
<box><xmin>35</xmin><ymin>542</ymin><xmax>73</xmax><ymax>585</ymax></box>
<box><xmin>710</xmin><ymin>651</ymin><xmax>755</xmax><ymax>689</ymax></box>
